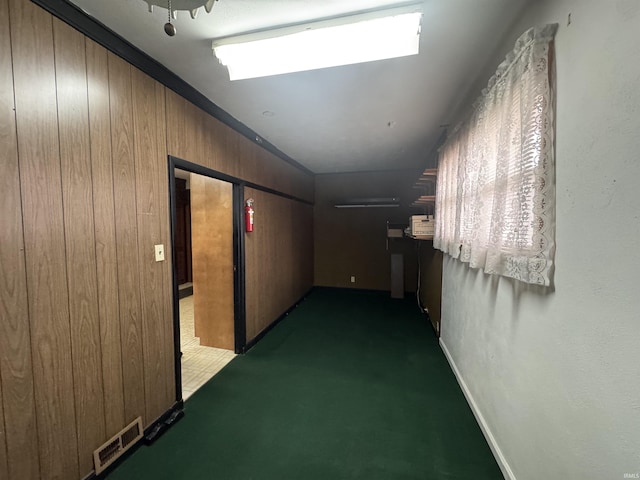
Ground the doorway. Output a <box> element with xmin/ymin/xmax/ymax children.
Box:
<box><xmin>170</xmin><ymin>158</ymin><xmax>245</xmax><ymax>401</ymax></box>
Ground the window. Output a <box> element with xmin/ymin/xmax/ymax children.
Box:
<box><xmin>434</xmin><ymin>24</ymin><xmax>558</xmax><ymax>286</ymax></box>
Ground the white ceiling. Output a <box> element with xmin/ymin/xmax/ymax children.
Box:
<box><xmin>69</xmin><ymin>0</ymin><xmax>530</xmax><ymax>174</ymax></box>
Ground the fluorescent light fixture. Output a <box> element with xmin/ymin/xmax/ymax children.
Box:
<box><xmin>334</xmin><ymin>197</ymin><xmax>401</xmax><ymax>208</ymax></box>
<box><xmin>335</xmin><ymin>204</ymin><xmax>400</xmax><ymax>208</ymax></box>
<box><xmin>212</xmin><ymin>4</ymin><xmax>422</xmax><ymax>81</ymax></box>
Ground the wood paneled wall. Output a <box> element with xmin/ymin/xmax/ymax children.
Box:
<box><xmin>0</xmin><ymin>1</ymin><xmax>37</xmax><ymax>478</ymax></box>
<box><xmin>314</xmin><ymin>171</ymin><xmax>419</xmax><ymax>292</ymax></box>
<box><xmin>244</xmin><ymin>189</ymin><xmax>314</xmax><ymax>342</ymax></box>
<box><xmin>418</xmin><ymin>247</ymin><xmax>443</xmax><ymax>334</ymax></box>
<box><xmin>165</xmin><ymin>91</ymin><xmax>314</xmax><ymax>203</ymax></box>
<box><xmin>0</xmin><ymin>382</ymin><xmax>7</xmax><ymax>478</ymax></box>
<box><xmin>0</xmin><ymin>0</ymin><xmax>314</xmax><ymax>478</ymax></box>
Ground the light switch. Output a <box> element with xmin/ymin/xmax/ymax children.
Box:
<box><xmin>154</xmin><ymin>244</ymin><xmax>165</xmax><ymax>262</ymax></box>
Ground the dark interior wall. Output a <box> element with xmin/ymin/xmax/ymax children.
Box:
<box><xmin>173</xmin><ymin>178</ymin><xmax>192</xmax><ymax>285</ymax></box>
<box><xmin>418</xmin><ymin>246</ymin><xmax>443</xmax><ymax>334</ymax></box>
<box><xmin>0</xmin><ymin>0</ymin><xmax>314</xmax><ymax>478</ymax></box>
<box><xmin>314</xmin><ymin>170</ymin><xmax>422</xmax><ymax>292</ymax></box>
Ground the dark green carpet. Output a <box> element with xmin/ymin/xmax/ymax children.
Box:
<box><xmin>109</xmin><ymin>289</ymin><xmax>502</xmax><ymax>479</ymax></box>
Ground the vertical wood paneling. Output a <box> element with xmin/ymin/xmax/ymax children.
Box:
<box><xmin>132</xmin><ymin>67</ymin><xmax>167</xmax><ymax>423</ymax></box>
<box><xmin>165</xmin><ymin>90</ymin><xmax>184</xmax><ymax>157</ymax></box>
<box><xmin>245</xmin><ymin>189</ymin><xmax>313</xmax><ymax>342</ymax></box>
<box><xmin>85</xmin><ymin>38</ymin><xmax>126</xmax><ymax>437</ymax></box>
<box><xmin>0</xmin><ymin>0</ymin><xmax>39</xmax><ymax>477</ymax></box>
<box><xmin>275</xmin><ymin>199</ymin><xmax>292</xmax><ymax>310</ymax></box>
<box><xmin>53</xmin><ymin>19</ymin><xmax>106</xmax><ymax>473</ymax></box>
<box><xmin>155</xmin><ymin>83</ymin><xmax>175</xmax><ymax>405</ymax></box>
<box><xmin>182</xmin><ymin>100</ymin><xmax>199</xmax><ymax>166</ymax></box>
<box><xmin>9</xmin><ymin>0</ymin><xmax>79</xmax><ymax>478</ymax></box>
<box><xmin>193</xmin><ymin>106</ymin><xmax>207</xmax><ymax>169</ymax></box>
<box><xmin>233</xmin><ymin>135</ymin><xmax>246</xmax><ymax>181</ymax></box>
<box><xmin>222</xmin><ymin>125</ymin><xmax>241</xmax><ymax>179</ymax></box>
<box><xmin>108</xmin><ymin>52</ymin><xmax>146</xmax><ymax>424</ymax></box>
<box><xmin>190</xmin><ymin>174</ymin><xmax>235</xmax><ymax>349</ymax></box>
<box><xmin>0</xmin><ymin>381</ymin><xmax>7</xmax><ymax>479</ymax></box>
<box><xmin>245</xmin><ymin>190</ymin><xmax>266</xmax><ymax>340</ymax></box>
<box><xmin>203</xmin><ymin>114</ymin><xmax>224</xmax><ymax>173</ymax></box>
<box><xmin>255</xmin><ymin>149</ymin><xmax>274</xmax><ymax>193</ymax></box>
<box><xmin>236</xmin><ymin>135</ymin><xmax>255</xmax><ymax>185</ymax></box>
<box><xmin>292</xmin><ymin>202</ymin><xmax>314</xmax><ymax>299</ymax></box>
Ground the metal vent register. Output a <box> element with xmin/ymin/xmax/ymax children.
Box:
<box><xmin>93</xmin><ymin>417</ymin><xmax>143</xmax><ymax>474</ymax></box>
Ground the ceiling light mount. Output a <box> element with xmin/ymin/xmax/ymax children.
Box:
<box><xmin>143</xmin><ymin>0</ymin><xmax>218</xmax><ymax>35</ymax></box>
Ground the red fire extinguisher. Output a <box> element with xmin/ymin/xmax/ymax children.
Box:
<box><xmin>245</xmin><ymin>198</ymin><xmax>254</xmax><ymax>233</ymax></box>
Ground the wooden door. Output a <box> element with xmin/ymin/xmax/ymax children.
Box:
<box><xmin>189</xmin><ymin>173</ymin><xmax>235</xmax><ymax>350</ymax></box>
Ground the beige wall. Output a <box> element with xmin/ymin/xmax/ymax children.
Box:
<box><xmin>314</xmin><ymin>170</ymin><xmax>421</xmax><ymax>293</ymax></box>
<box><xmin>0</xmin><ymin>0</ymin><xmax>314</xmax><ymax>478</ymax></box>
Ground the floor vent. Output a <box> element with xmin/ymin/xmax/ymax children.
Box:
<box><xmin>93</xmin><ymin>417</ymin><xmax>143</xmax><ymax>475</ymax></box>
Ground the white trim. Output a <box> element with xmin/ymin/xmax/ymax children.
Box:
<box><xmin>439</xmin><ymin>338</ymin><xmax>516</xmax><ymax>480</ymax></box>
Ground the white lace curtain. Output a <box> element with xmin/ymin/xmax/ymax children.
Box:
<box><xmin>434</xmin><ymin>24</ymin><xmax>558</xmax><ymax>286</ymax></box>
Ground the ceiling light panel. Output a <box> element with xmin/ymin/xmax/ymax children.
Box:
<box><xmin>212</xmin><ymin>4</ymin><xmax>422</xmax><ymax>81</ymax></box>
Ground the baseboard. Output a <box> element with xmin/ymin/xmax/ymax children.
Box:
<box><xmin>439</xmin><ymin>339</ymin><xmax>515</xmax><ymax>480</ymax></box>
<box><xmin>313</xmin><ymin>286</ymin><xmax>389</xmax><ymax>295</ymax></box>
<box><xmin>313</xmin><ymin>286</ymin><xmax>418</xmax><ymax>297</ymax></box>
<box><xmin>242</xmin><ymin>288</ymin><xmax>312</xmax><ymax>353</ymax></box>
<box><xmin>143</xmin><ymin>400</ymin><xmax>185</xmax><ymax>445</ymax></box>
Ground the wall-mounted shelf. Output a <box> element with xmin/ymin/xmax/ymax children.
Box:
<box><xmin>413</xmin><ymin>195</ymin><xmax>436</xmax><ymax>206</ymax></box>
<box><xmin>411</xmin><ymin>168</ymin><xmax>437</xmax><ymax>211</ymax></box>
<box><xmin>414</xmin><ymin>168</ymin><xmax>437</xmax><ymax>185</ymax></box>
<box><xmin>408</xmin><ymin>234</ymin><xmax>434</xmax><ymax>241</ymax></box>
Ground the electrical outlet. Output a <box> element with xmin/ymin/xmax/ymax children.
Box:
<box><xmin>154</xmin><ymin>244</ymin><xmax>165</xmax><ymax>262</ymax></box>
<box><xmin>350</xmin><ymin>276</ymin><xmax>356</xmax><ymax>283</ymax></box>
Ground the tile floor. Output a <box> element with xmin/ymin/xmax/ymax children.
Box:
<box><xmin>179</xmin><ymin>295</ymin><xmax>236</xmax><ymax>400</ymax></box>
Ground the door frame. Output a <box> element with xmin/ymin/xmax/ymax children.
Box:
<box><xmin>168</xmin><ymin>156</ymin><xmax>246</xmax><ymax>402</ymax></box>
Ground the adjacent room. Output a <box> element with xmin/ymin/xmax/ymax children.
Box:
<box><xmin>173</xmin><ymin>169</ymin><xmax>236</xmax><ymax>399</ymax></box>
<box><xmin>0</xmin><ymin>0</ymin><xmax>638</xmax><ymax>480</ymax></box>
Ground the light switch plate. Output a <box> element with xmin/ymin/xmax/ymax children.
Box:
<box><xmin>154</xmin><ymin>244</ymin><xmax>165</xmax><ymax>262</ymax></box>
